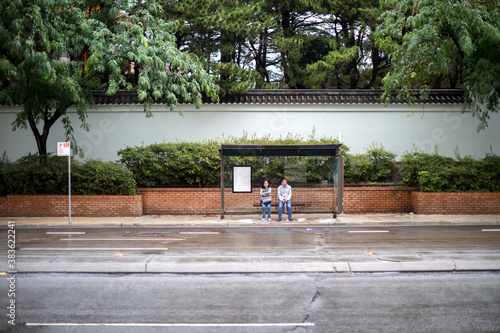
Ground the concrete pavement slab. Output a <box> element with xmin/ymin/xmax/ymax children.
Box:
<box><xmin>400</xmin><ymin>261</ymin><xmax>456</xmax><ymax>272</ymax></box>
<box><xmin>12</xmin><ymin>255</ymin><xmax>148</xmax><ymax>273</ymax></box>
<box><xmin>5</xmin><ymin>254</ymin><xmax>500</xmax><ymax>274</ymax></box>
<box><xmin>454</xmin><ymin>261</ymin><xmax>500</xmax><ymax>271</ymax></box>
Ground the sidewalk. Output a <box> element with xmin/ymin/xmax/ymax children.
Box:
<box><xmin>2</xmin><ymin>213</ymin><xmax>500</xmax><ymax>227</ymax></box>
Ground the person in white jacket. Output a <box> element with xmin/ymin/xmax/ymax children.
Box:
<box><xmin>277</xmin><ymin>178</ymin><xmax>292</xmax><ymax>222</ymax></box>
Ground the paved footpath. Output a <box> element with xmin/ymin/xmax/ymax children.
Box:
<box><xmin>1</xmin><ymin>214</ymin><xmax>500</xmax><ymax>274</ymax></box>
<box><xmin>2</xmin><ymin>213</ymin><xmax>500</xmax><ymax>227</ymax></box>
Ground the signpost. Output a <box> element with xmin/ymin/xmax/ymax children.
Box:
<box><xmin>57</xmin><ymin>142</ymin><xmax>71</xmax><ymax>224</ymax></box>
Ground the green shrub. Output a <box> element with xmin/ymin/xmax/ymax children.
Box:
<box><xmin>344</xmin><ymin>154</ymin><xmax>371</xmax><ymax>184</ymax></box>
<box><xmin>0</xmin><ymin>152</ymin><xmax>11</xmax><ymax>196</ymax></box>
<box><xmin>118</xmin><ymin>132</ymin><xmax>347</xmax><ymax>188</ymax></box>
<box><xmin>72</xmin><ymin>159</ymin><xmax>138</xmax><ymax>195</ymax></box>
<box><xmin>478</xmin><ymin>153</ymin><xmax>500</xmax><ymax>192</ymax></box>
<box><xmin>1</xmin><ymin>154</ymin><xmax>137</xmax><ymax>195</ymax></box>
<box><xmin>118</xmin><ymin>142</ymin><xmax>221</xmax><ymax>187</ymax></box>
<box><xmin>344</xmin><ymin>143</ymin><xmax>396</xmax><ymax>184</ymax></box>
<box><xmin>401</xmin><ymin>150</ymin><xmax>500</xmax><ymax>192</ymax></box>
<box><xmin>2</xmin><ymin>154</ymin><xmax>68</xmax><ymax>195</ymax></box>
<box><xmin>366</xmin><ymin>142</ymin><xmax>397</xmax><ymax>181</ymax></box>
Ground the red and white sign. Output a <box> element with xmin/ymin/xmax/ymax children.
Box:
<box><xmin>57</xmin><ymin>142</ymin><xmax>71</xmax><ymax>156</ymax></box>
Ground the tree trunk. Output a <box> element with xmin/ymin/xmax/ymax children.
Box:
<box><xmin>220</xmin><ymin>33</ymin><xmax>236</xmax><ymax>82</ymax></box>
<box><xmin>27</xmin><ymin>106</ymin><xmax>62</xmax><ymax>156</ymax></box>
<box><xmin>365</xmin><ymin>46</ymin><xmax>386</xmax><ymax>89</ymax></box>
<box><xmin>281</xmin><ymin>9</ymin><xmax>292</xmax><ymax>87</ymax></box>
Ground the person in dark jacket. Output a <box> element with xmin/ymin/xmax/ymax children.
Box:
<box><xmin>260</xmin><ymin>180</ymin><xmax>272</xmax><ymax>222</ymax></box>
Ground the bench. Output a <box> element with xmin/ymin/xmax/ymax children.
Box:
<box><xmin>252</xmin><ymin>202</ymin><xmax>337</xmax><ymax>218</ymax></box>
<box><xmin>253</xmin><ymin>202</ymin><xmax>306</xmax><ymax>207</ymax></box>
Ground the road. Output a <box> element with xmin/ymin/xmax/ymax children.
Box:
<box><xmin>1</xmin><ymin>224</ymin><xmax>500</xmax><ymax>332</ymax></box>
<box><xmin>1</xmin><ymin>272</ymin><xmax>500</xmax><ymax>332</ymax></box>
<box><xmin>9</xmin><ymin>224</ymin><xmax>500</xmax><ymax>253</ymax></box>
<box><xmin>5</xmin><ymin>225</ymin><xmax>500</xmax><ymax>273</ymax></box>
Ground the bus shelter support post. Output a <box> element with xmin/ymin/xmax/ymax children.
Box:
<box><xmin>336</xmin><ymin>156</ymin><xmax>344</xmax><ymax>216</ymax></box>
<box><xmin>220</xmin><ymin>151</ymin><xmax>225</xmax><ymax>219</ymax></box>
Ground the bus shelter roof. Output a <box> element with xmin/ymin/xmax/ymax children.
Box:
<box><xmin>220</xmin><ymin>144</ymin><xmax>342</xmax><ymax>157</ymax></box>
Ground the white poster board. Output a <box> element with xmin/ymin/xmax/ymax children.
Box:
<box><xmin>57</xmin><ymin>142</ymin><xmax>71</xmax><ymax>156</ymax></box>
<box><xmin>232</xmin><ymin>166</ymin><xmax>252</xmax><ymax>193</ymax></box>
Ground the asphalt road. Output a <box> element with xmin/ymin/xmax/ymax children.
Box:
<box><xmin>1</xmin><ymin>272</ymin><xmax>499</xmax><ymax>332</ymax></box>
<box><xmin>2</xmin><ymin>224</ymin><xmax>500</xmax><ymax>274</ymax></box>
<box><xmin>10</xmin><ymin>224</ymin><xmax>500</xmax><ymax>254</ymax></box>
<box><xmin>2</xmin><ymin>224</ymin><xmax>500</xmax><ymax>332</ymax></box>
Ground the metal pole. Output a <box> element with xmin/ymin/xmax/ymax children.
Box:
<box><xmin>336</xmin><ymin>156</ymin><xmax>344</xmax><ymax>215</ymax></box>
<box><xmin>220</xmin><ymin>151</ymin><xmax>224</xmax><ymax>219</ymax></box>
<box><xmin>68</xmin><ymin>153</ymin><xmax>71</xmax><ymax>224</ymax></box>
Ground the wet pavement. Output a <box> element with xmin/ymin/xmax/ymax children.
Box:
<box><xmin>1</xmin><ymin>214</ymin><xmax>500</xmax><ymax>274</ymax></box>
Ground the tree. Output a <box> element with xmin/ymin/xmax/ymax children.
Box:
<box><xmin>307</xmin><ymin>0</ymin><xmax>388</xmax><ymax>89</ymax></box>
<box><xmin>376</xmin><ymin>0</ymin><xmax>500</xmax><ymax>131</ymax></box>
<box><xmin>0</xmin><ymin>0</ymin><xmax>218</xmax><ymax>156</ymax></box>
<box><xmin>163</xmin><ymin>0</ymin><xmax>263</xmax><ymax>96</ymax></box>
<box><xmin>163</xmin><ymin>0</ymin><xmax>390</xmax><ymax>91</ymax></box>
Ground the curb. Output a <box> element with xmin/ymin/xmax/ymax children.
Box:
<box><xmin>6</xmin><ymin>256</ymin><xmax>500</xmax><ymax>274</ymax></box>
<box><xmin>3</xmin><ymin>220</ymin><xmax>500</xmax><ymax>229</ymax></box>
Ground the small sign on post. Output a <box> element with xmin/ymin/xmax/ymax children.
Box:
<box><xmin>57</xmin><ymin>142</ymin><xmax>70</xmax><ymax>157</ymax></box>
<box><xmin>57</xmin><ymin>142</ymin><xmax>71</xmax><ymax>224</ymax></box>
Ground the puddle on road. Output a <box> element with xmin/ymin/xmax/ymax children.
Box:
<box><xmin>377</xmin><ymin>255</ymin><xmax>424</xmax><ymax>262</ymax></box>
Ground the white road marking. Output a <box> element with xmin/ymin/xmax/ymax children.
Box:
<box><xmin>482</xmin><ymin>229</ymin><xmax>500</xmax><ymax>232</ymax></box>
<box><xmin>59</xmin><ymin>238</ymin><xmax>185</xmax><ymax>241</ymax></box>
<box><xmin>47</xmin><ymin>232</ymin><xmax>86</xmax><ymax>235</ymax></box>
<box><xmin>20</xmin><ymin>247</ymin><xmax>168</xmax><ymax>251</ymax></box>
<box><xmin>179</xmin><ymin>232</ymin><xmax>220</xmax><ymax>235</ymax></box>
<box><xmin>348</xmin><ymin>230</ymin><xmax>389</xmax><ymax>233</ymax></box>
<box><xmin>27</xmin><ymin>322</ymin><xmax>314</xmax><ymax>327</ymax></box>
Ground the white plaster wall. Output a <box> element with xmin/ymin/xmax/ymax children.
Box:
<box><xmin>1</xmin><ymin>102</ymin><xmax>499</xmax><ymax>162</ymax></box>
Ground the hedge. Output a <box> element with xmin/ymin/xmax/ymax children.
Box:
<box><xmin>344</xmin><ymin>142</ymin><xmax>396</xmax><ymax>184</ymax></box>
<box><xmin>0</xmin><ymin>154</ymin><xmax>138</xmax><ymax>196</ymax></box>
<box><xmin>400</xmin><ymin>151</ymin><xmax>500</xmax><ymax>192</ymax></box>
<box><xmin>2</xmin><ymin>137</ymin><xmax>499</xmax><ymax>195</ymax></box>
<box><xmin>117</xmin><ymin>132</ymin><xmax>347</xmax><ymax>188</ymax></box>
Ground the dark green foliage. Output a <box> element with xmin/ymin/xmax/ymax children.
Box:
<box><xmin>118</xmin><ymin>131</ymin><xmax>346</xmax><ymax>188</ymax></box>
<box><xmin>164</xmin><ymin>0</ymin><xmax>386</xmax><ymax>91</ymax></box>
<box><xmin>344</xmin><ymin>154</ymin><xmax>372</xmax><ymax>184</ymax></box>
<box><xmin>1</xmin><ymin>0</ymin><xmax>218</xmax><ymax>157</ymax></box>
<box><xmin>0</xmin><ymin>152</ymin><xmax>10</xmax><ymax>196</ymax></box>
<box><xmin>344</xmin><ymin>143</ymin><xmax>396</xmax><ymax>183</ymax></box>
<box><xmin>1</xmin><ymin>154</ymin><xmax>68</xmax><ymax>195</ymax></box>
<box><xmin>117</xmin><ymin>142</ymin><xmax>220</xmax><ymax>188</ymax></box>
<box><xmin>1</xmin><ymin>154</ymin><xmax>137</xmax><ymax>196</ymax></box>
<box><xmin>71</xmin><ymin>159</ymin><xmax>138</xmax><ymax>195</ymax></box>
<box><xmin>5</xmin><ymin>142</ymin><xmax>497</xmax><ymax>195</ymax></box>
<box><xmin>400</xmin><ymin>151</ymin><xmax>500</xmax><ymax>192</ymax></box>
<box><xmin>376</xmin><ymin>0</ymin><xmax>500</xmax><ymax>131</ymax></box>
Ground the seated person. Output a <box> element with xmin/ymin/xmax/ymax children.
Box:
<box><xmin>277</xmin><ymin>177</ymin><xmax>292</xmax><ymax>222</ymax></box>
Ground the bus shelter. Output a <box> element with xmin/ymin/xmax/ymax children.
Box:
<box><xmin>219</xmin><ymin>144</ymin><xmax>344</xmax><ymax>219</ymax></box>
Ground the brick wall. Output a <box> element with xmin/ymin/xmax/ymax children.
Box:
<box><xmin>140</xmin><ymin>187</ymin><xmax>419</xmax><ymax>215</ymax></box>
<box><xmin>2</xmin><ymin>189</ymin><xmax>499</xmax><ymax>217</ymax></box>
<box><xmin>141</xmin><ymin>188</ymin><xmax>220</xmax><ymax>215</ymax></box>
<box><xmin>411</xmin><ymin>192</ymin><xmax>500</xmax><ymax>214</ymax></box>
<box><xmin>140</xmin><ymin>187</ymin><xmax>336</xmax><ymax>215</ymax></box>
<box><xmin>344</xmin><ymin>187</ymin><xmax>417</xmax><ymax>214</ymax></box>
<box><xmin>0</xmin><ymin>195</ymin><xmax>143</xmax><ymax>217</ymax></box>
<box><xmin>0</xmin><ymin>197</ymin><xmax>7</xmax><ymax>217</ymax></box>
